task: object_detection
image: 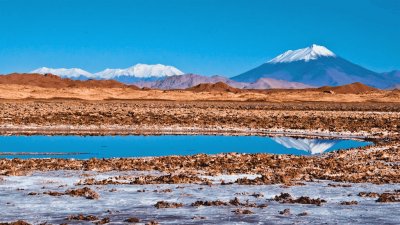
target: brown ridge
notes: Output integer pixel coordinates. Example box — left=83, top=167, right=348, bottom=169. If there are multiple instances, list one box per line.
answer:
left=0, top=73, right=140, bottom=89
left=318, top=82, right=379, bottom=94
left=186, top=82, right=242, bottom=93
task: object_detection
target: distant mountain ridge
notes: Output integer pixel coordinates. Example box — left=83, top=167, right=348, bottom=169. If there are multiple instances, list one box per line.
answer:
left=94, top=64, right=184, bottom=79
left=26, top=45, right=400, bottom=89
left=382, top=70, right=400, bottom=89
left=232, top=44, right=400, bottom=89
left=31, top=67, right=93, bottom=80
left=132, top=74, right=312, bottom=90
left=31, top=63, right=184, bottom=81
left=0, top=73, right=385, bottom=96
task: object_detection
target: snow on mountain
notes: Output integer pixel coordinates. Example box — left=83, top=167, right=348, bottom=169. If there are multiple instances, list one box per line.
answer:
left=268, top=44, right=336, bottom=64
left=272, top=137, right=338, bottom=155
left=31, top=67, right=93, bottom=79
left=94, top=64, right=184, bottom=79
left=232, top=44, right=397, bottom=88
left=30, top=64, right=184, bottom=81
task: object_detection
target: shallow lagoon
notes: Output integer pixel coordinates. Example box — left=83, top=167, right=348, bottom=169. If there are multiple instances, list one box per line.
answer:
left=0, top=135, right=371, bottom=159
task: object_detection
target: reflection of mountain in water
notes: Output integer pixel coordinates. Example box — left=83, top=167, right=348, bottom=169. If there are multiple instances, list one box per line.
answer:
left=272, top=137, right=340, bottom=154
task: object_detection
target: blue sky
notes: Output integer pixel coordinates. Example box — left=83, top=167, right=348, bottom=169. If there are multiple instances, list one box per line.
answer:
left=0, top=0, right=399, bottom=76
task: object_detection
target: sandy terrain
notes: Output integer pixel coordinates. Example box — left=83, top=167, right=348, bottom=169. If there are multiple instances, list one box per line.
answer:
left=1, top=84, right=400, bottom=102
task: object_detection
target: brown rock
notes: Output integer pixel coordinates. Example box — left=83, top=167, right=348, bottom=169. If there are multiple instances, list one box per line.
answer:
left=232, top=209, right=254, bottom=214
left=279, top=208, right=291, bottom=215
left=376, top=193, right=400, bottom=203
left=67, top=214, right=98, bottom=221
left=340, top=201, right=358, bottom=205
left=65, top=187, right=99, bottom=199
left=358, top=192, right=379, bottom=198
left=274, top=193, right=326, bottom=206
left=125, top=217, right=140, bottom=223
left=94, top=218, right=110, bottom=225
left=191, top=200, right=228, bottom=207
left=154, top=201, right=183, bottom=209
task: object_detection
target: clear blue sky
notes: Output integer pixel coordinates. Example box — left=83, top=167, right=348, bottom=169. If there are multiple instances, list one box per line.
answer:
left=0, top=0, right=399, bottom=76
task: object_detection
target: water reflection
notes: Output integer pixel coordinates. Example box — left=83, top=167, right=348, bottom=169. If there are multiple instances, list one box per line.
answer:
left=273, top=137, right=341, bottom=154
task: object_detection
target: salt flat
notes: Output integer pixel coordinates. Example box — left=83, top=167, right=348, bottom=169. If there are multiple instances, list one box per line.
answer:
left=1, top=171, right=399, bottom=224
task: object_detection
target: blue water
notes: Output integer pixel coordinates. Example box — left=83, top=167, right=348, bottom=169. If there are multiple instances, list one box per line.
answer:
left=0, top=135, right=372, bottom=159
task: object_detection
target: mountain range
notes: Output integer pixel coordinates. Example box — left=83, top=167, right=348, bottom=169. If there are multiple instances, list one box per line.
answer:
left=31, top=64, right=184, bottom=82
left=30, top=64, right=313, bottom=89
left=133, top=74, right=312, bottom=90
left=28, top=44, right=400, bottom=89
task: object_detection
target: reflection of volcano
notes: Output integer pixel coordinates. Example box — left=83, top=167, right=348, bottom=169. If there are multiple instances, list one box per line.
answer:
left=272, top=137, right=340, bottom=154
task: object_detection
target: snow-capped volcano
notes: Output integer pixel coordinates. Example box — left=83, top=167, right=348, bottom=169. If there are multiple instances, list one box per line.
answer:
left=31, top=67, right=93, bottom=79
left=94, top=64, right=184, bottom=79
left=272, top=137, right=338, bottom=155
left=268, top=44, right=336, bottom=63
left=232, top=44, right=398, bottom=88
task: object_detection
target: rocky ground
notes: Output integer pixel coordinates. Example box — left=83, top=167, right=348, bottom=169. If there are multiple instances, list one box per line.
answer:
left=0, top=100, right=399, bottom=136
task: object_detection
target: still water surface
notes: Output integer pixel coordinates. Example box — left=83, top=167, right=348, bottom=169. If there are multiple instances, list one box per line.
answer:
left=0, top=135, right=372, bottom=159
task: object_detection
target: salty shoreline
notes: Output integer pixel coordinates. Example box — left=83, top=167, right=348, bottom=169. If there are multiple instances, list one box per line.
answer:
left=1, top=99, right=398, bottom=183
left=0, top=125, right=379, bottom=140
left=1, top=143, right=398, bottom=183
left=0, top=100, right=399, bottom=224
left=0, top=136, right=399, bottom=223
left=1, top=146, right=399, bottom=225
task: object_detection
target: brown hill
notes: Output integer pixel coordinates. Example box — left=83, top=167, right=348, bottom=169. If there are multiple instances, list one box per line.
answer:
left=318, top=82, right=379, bottom=94
left=0, top=73, right=139, bottom=89
left=186, top=82, right=241, bottom=93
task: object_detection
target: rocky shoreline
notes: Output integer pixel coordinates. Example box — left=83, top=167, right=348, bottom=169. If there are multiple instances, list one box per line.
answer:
left=0, top=100, right=399, bottom=184
left=0, top=100, right=399, bottom=135
left=1, top=141, right=399, bottom=184
left=0, top=124, right=379, bottom=139
left=0, top=100, right=399, bottom=224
